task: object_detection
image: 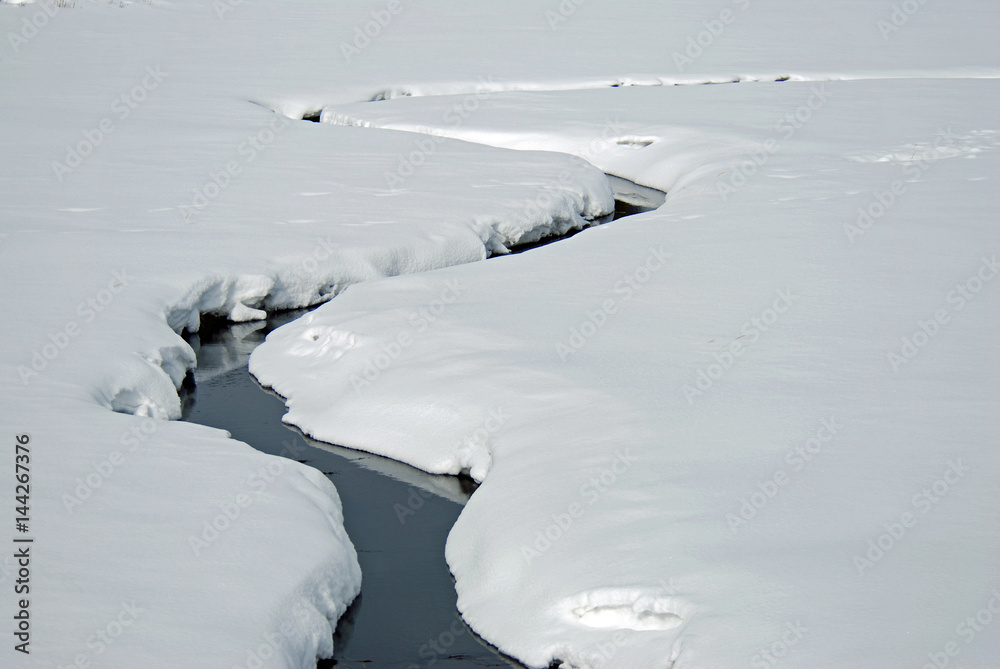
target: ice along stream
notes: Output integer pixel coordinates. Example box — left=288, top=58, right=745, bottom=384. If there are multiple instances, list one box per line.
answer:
left=179, top=175, right=664, bottom=668
left=181, top=312, right=523, bottom=668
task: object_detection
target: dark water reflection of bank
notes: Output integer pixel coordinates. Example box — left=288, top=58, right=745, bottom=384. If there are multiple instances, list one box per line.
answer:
left=180, top=313, right=522, bottom=668
left=177, top=174, right=665, bottom=667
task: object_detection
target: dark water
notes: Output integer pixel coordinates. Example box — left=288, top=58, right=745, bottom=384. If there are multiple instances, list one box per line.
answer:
left=180, top=313, right=522, bottom=669
left=177, top=175, right=664, bottom=668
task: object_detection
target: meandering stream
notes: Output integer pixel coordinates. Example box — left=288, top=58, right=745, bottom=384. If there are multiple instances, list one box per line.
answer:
left=181, top=312, right=522, bottom=668
left=179, top=175, right=664, bottom=667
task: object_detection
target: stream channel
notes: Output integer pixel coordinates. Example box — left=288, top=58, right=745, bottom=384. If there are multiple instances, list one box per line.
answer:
left=179, top=175, right=664, bottom=668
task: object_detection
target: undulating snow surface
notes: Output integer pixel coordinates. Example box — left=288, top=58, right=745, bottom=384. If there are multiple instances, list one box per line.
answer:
left=2, top=0, right=998, bottom=667
left=253, top=78, right=1000, bottom=668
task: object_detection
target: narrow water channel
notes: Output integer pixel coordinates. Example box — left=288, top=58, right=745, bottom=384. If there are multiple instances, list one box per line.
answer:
left=178, top=175, right=664, bottom=668
left=180, top=313, right=523, bottom=668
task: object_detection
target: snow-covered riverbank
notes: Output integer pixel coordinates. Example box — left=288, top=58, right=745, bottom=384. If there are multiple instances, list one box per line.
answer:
left=1, top=1, right=997, bottom=667
left=180, top=314, right=520, bottom=667
left=251, top=77, right=1000, bottom=668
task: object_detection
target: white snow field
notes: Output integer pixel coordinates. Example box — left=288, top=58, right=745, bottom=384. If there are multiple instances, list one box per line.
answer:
left=1, top=0, right=997, bottom=668
left=254, top=78, right=1000, bottom=669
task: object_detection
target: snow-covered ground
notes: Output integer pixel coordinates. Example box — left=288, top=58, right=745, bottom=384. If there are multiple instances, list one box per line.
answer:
left=253, top=78, right=1000, bottom=668
left=2, top=0, right=997, bottom=667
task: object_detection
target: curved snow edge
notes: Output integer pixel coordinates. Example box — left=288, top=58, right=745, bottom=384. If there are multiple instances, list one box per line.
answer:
left=81, top=160, right=612, bottom=665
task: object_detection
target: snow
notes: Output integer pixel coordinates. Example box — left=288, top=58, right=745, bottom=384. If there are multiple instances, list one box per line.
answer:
left=254, top=78, right=1000, bottom=667
left=1, top=0, right=998, bottom=667
left=251, top=50, right=1000, bottom=669
left=1, top=2, right=618, bottom=665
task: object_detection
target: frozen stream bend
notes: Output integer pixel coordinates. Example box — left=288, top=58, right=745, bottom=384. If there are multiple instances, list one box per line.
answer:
left=249, top=78, right=1000, bottom=669
left=2, top=1, right=996, bottom=666
left=179, top=170, right=664, bottom=667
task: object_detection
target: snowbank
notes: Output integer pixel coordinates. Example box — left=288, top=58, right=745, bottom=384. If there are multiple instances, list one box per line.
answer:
left=252, top=78, right=1000, bottom=667
left=2, top=0, right=997, bottom=666
left=0, top=2, right=615, bottom=665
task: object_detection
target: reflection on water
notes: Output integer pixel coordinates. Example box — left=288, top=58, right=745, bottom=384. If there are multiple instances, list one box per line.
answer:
left=175, top=172, right=665, bottom=667
left=180, top=311, right=521, bottom=669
